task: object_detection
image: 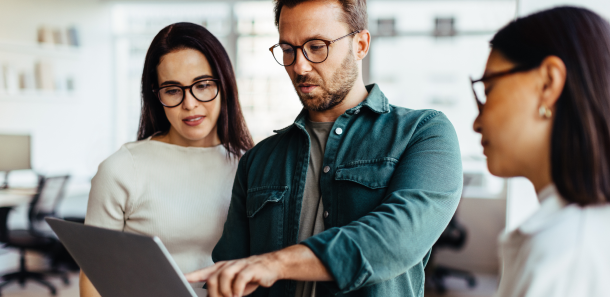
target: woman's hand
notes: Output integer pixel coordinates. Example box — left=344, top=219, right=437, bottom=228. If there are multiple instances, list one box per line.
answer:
left=79, top=270, right=102, bottom=297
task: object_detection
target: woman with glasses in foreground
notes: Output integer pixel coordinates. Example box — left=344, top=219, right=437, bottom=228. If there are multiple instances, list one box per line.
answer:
left=472, top=6, right=610, bottom=297
left=80, top=22, right=253, bottom=296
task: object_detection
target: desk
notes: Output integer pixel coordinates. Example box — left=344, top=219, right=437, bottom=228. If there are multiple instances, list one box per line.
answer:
left=0, top=189, right=36, bottom=207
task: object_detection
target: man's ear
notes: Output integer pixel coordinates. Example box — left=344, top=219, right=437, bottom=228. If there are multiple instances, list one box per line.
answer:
left=354, top=29, right=371, bottom=61
left=539, top=55, right=566, bottom=110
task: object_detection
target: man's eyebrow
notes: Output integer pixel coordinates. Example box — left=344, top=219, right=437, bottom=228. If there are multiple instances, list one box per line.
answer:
left=279, top=34, right=331, bottom=45
left=159, top=75, right=214, bottom=87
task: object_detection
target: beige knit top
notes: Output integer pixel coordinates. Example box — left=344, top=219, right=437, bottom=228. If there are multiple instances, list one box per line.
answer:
left=84, top=138, right=237, bottom=278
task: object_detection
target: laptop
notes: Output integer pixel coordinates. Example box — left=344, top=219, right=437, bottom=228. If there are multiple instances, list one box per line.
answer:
left=46, top=217, right=204, bottom=297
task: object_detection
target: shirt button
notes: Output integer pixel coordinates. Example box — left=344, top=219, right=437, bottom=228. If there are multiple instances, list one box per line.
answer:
left=323, top=166, right=330, bottom=173
left=335, top=128, right=343, bottom=135
left=354, top=109, right=360, bottom=114
left=323, top=211, right=329, bottom=218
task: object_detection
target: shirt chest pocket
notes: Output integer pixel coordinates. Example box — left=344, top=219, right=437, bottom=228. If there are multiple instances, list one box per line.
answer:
left=334, top=158, right=398, bottom=189
left=333, top=158, right=398, bottom=221
left=246, top=186, right=288, bottom=254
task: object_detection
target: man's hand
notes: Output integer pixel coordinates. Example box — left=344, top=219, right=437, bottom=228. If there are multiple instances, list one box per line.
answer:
left=186, top=253, right=281, bottom=297
left=185, top=244, right=332, bottom=297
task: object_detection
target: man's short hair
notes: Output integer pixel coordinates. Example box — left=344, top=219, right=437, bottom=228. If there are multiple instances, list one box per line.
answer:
left=273, top=0, right=368, bottom=33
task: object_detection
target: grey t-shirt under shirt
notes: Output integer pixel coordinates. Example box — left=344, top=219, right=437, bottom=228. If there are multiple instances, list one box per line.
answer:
left=295, top=119, right=334, bottom=297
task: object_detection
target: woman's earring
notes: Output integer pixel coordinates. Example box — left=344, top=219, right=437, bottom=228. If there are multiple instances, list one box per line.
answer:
left=539, top=105, right=552, bottom=119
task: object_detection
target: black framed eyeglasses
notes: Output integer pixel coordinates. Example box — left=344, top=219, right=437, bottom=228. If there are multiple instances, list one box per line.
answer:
left=470, top=65, right=535, bottom=113
left=269, top=30, right=361, bottom=66
left=153, top=79, right=220, bottom=108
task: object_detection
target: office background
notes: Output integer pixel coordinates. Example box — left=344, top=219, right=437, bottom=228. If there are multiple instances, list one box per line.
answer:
left=0, top=0, right=608, bottom=296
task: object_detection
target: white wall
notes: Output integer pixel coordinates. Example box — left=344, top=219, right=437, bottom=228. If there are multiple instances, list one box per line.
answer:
left=0, top=0, right=114, bottom=274
left=0, top=0, right=115, bottom=179
left=519, top=0, right=610, bottom=17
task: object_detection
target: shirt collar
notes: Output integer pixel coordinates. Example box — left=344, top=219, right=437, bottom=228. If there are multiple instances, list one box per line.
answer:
left=293, top=83, right=389, bottom=127
left=350, top=83, right=390, bottom=115
left=274, top=84, right=390, bottom=134
left=518, top=184, right=568, bottom=235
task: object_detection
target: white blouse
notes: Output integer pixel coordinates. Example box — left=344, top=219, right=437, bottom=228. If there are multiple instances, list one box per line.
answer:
left=496, top=184, right=610, bottom=297
left=85, top=138, right=238, bottom=293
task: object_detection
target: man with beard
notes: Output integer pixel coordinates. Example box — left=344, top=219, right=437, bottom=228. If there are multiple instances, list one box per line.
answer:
left=185, top=1, right=462, bottom=297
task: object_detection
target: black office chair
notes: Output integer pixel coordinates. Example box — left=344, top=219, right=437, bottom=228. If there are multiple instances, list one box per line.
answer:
left=425, top=217, right=477, bottom=294
left=28, top=175, right=71, bottom=237
left=425, top=177, right=477, bottom=294
left=0, top=175, right=71, bottom=296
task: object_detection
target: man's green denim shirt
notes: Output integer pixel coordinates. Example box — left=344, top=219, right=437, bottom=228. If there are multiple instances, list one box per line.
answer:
left=212, top=84, right=463, bottom=297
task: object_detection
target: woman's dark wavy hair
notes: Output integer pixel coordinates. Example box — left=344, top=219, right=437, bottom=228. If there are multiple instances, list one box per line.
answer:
left=137, top=22, right=253, bottom=158
left=491, top=6, right=610, bottom=205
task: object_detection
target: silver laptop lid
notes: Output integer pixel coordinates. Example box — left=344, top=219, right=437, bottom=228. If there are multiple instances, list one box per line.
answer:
left=46, top=217, right=197, bottom=297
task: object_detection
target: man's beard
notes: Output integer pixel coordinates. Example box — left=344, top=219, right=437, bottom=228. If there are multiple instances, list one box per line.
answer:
left=293, top=52, right=359, bottom=112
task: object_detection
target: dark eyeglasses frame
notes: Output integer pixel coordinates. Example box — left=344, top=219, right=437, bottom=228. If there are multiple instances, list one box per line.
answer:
left=269, top=30, right=361, bottom=66
left=153, top=79, right=220, bottom=108
left=470, top=65, right=535, bottom=113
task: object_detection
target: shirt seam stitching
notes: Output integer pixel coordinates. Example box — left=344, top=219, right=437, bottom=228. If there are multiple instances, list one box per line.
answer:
left=416, top=110, right=441, bottom=129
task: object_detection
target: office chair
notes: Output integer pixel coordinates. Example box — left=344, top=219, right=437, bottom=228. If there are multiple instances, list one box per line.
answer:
left=425, top=177, right=477, bottom=294
left=426, top=217, right=477, bottom=294
left=0, top=175, right=71, bottom=296
left=28, top=175, right=71, bottom=236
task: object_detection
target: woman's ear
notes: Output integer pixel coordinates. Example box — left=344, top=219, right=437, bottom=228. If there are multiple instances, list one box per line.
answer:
left=539, top=55, right=567, bottom=109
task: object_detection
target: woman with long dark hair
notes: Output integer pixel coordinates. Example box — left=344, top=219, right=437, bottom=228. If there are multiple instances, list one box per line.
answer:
left=80, top=22, right=253, bottom=296
left=471, top=7, right=610, bottom=297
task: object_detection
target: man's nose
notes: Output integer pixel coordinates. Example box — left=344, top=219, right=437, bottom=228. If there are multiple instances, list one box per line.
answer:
left=292, top=48, right=312, bottom=75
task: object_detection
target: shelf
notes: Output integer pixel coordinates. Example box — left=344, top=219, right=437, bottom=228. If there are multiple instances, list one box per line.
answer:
left=0, top=41, right=80, bottom=59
